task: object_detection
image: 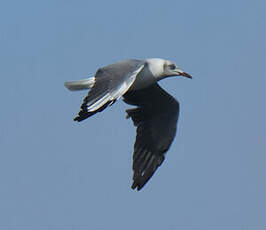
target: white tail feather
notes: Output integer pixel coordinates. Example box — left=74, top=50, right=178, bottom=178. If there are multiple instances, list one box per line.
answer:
left=64, top=77, right=95, bottom=91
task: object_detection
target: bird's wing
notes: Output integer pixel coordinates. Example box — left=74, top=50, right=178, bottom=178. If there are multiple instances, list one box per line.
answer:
left=74, top=60, right=145, bottom=122
left=123, top=83, right=180, bottom=190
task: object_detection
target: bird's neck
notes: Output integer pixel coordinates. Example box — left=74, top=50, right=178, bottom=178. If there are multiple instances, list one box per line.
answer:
left=146, top=58, right=165, bottom=80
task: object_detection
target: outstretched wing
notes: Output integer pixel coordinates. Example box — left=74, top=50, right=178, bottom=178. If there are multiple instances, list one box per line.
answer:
left=73, top=60, right=145, bottom=122
left=123, top=83, right=180, bottom=190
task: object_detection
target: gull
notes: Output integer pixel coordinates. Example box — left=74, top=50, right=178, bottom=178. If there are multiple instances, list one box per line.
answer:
left=64, top=58, right=192, bottom=190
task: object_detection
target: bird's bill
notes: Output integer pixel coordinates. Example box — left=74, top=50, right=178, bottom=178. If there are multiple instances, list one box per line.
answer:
left=174, top=68, right=192, bottom=79
left=180, top=71, right=192, bottom=79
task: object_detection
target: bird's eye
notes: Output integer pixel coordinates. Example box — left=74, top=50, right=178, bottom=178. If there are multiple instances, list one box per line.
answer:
left=169, top=64, right=176, bottom=70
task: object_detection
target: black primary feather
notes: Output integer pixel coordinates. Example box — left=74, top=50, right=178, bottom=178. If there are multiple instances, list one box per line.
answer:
left=124, top=83, right=179, bottom=190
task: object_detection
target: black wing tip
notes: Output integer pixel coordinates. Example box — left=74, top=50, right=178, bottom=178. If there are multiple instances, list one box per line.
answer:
left=73, top=113, right=94, bottom=122
left=131, top=154, right=165, bottom=191
left=73, top=100, right=114, bottom=122
left=73, top=112, right=91, bottom=122
left=73, top=116, right=83, bottom=122
left=131, top=181, right=144, bottom=191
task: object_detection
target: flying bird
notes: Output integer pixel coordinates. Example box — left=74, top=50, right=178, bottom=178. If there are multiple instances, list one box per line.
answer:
left=64, top=58, right=192, bottom=190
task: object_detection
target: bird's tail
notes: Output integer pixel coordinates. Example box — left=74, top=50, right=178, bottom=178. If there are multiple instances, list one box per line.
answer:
left=64, top=77, right=95, bottom=91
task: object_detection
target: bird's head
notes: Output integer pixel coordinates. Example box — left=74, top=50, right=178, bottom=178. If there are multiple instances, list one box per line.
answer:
left=164, top=60, right=192, bottom=79
left=146, top=58, right=192, bottom=80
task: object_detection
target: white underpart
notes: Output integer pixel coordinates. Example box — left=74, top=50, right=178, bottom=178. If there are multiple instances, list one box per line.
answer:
left=64, top=77, right=95, bottom=91
left=146, top=58, right=166, bottom=79
left=87, top=64, right=145, bottom=112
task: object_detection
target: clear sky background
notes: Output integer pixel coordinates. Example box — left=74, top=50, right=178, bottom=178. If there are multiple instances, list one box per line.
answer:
left=1, top=0, right=266, bottom=229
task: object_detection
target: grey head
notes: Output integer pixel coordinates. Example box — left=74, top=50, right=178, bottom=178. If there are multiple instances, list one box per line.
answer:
left=145, top=58, right=192, bottom=81
left=128, top=58, right=192, bottom=91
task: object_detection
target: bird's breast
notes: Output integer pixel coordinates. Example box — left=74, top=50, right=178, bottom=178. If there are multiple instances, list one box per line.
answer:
left=129, top=67, right=157, bottom=91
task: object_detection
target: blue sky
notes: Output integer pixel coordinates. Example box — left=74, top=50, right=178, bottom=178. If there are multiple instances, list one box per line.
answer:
left=1, top=0, right=266, bottom=229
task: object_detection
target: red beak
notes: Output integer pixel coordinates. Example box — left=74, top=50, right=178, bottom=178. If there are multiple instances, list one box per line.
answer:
left=180, top=72, right=192, bottom=79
